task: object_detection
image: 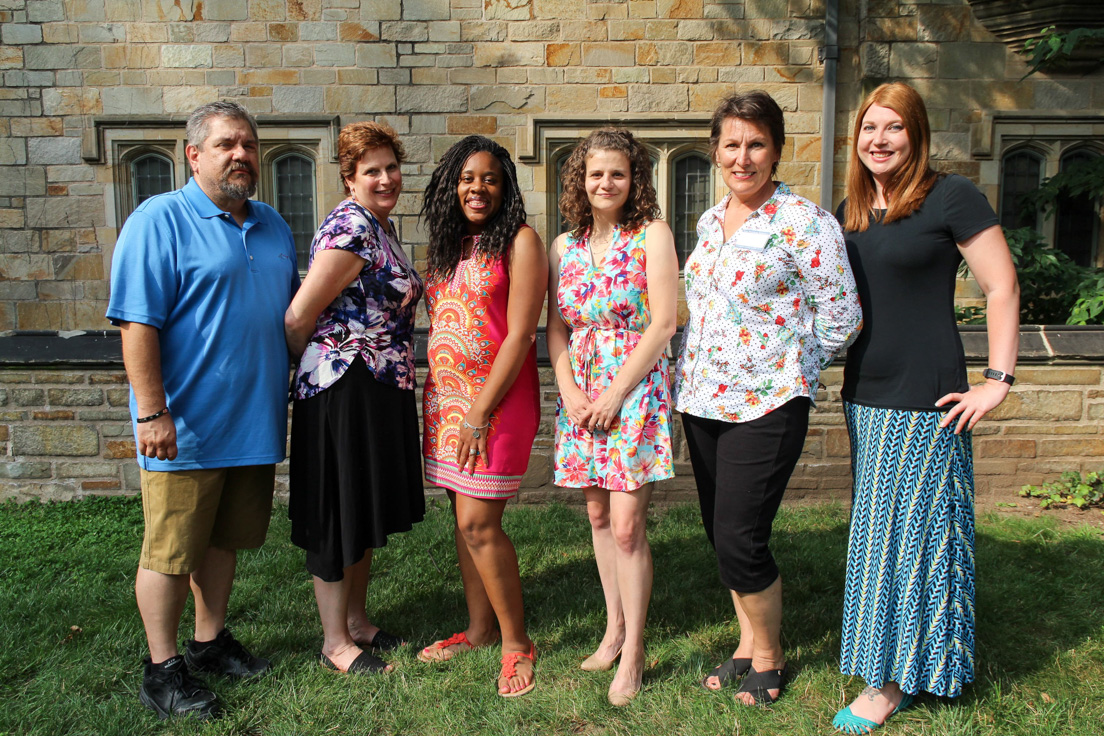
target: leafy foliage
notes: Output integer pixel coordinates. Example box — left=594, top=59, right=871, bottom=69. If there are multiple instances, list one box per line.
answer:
left=955, top=304, right=987, bottom=325
left=1021, top=470, right=1104, bottom=510
left=1003, top=227, right=1086, bottom=324
left=1021, top=26, right=1104, bottom=77
left=1019, top=155, right=1104, bottom=218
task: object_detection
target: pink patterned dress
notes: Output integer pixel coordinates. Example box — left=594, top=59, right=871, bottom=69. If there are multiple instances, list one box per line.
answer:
left=554, top=224, right=674, bottom=492
left=422, top=236, right=540, bottom=499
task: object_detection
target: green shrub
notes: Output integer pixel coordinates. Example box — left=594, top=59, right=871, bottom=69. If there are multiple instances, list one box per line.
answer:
left=1021, top=470, right=1104, bottom=510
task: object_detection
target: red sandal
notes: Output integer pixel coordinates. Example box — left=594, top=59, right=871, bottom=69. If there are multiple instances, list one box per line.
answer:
left=497, top=643, right=536, bottom=697
left=417, top=631, right=496, bottom=663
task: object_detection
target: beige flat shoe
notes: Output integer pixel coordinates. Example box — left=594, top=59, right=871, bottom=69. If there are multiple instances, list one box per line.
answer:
left=580, top=645, right=622, bottom=672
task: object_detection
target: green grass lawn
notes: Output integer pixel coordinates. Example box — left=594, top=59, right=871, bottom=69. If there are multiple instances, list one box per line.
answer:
left=1, top=497, right=1102, bottom=736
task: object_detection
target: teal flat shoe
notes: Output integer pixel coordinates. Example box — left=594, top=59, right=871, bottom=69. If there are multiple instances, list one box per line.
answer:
left=832, top=693, right=914, bottom=734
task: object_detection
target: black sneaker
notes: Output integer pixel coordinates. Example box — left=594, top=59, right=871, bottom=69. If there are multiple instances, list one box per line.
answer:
left=139, top=655, right=220, bottom=721
left=184, top=628, right=271, bottom=678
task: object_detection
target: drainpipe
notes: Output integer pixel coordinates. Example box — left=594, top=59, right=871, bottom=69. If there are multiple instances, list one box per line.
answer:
left=819, top=0, right=840, bottom=211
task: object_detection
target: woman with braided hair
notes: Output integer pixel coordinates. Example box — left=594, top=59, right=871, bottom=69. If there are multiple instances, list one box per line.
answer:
left=416, top=135, right=548, bottom=698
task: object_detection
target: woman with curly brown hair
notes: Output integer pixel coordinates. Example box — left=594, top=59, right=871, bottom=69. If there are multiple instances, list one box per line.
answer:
left=546, top=128, right=679, bottom=706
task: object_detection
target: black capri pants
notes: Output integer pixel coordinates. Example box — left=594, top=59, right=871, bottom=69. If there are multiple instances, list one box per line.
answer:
left=682, top=397, right=809, bottom=594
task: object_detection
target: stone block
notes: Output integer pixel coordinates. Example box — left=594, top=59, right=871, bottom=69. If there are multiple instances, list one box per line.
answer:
left=975, top=439, right=1036, bottom=458
left=609, top=20, right=646, bottom=41
left=300, top=21, right=337, bottom=41
left=162, top=44, right=213, bottom=68
left=266, top=22, right=297, bottom=41
left=397, top=85, right=469, bottom=113
left=678, top=20, right=714, bottom=41
left=469, top=85, right=542, bottom=113
left=12, top=426, right=99, bottom=456
left=27, top=136, right=81, bottom=165
left=103, top=439, right=135, bottom=459
left=485, top=0, right=531, bottom=21
left=70, top=0, right=108, bottom=21
left=356, top=43, right=398, bottom=67
left=204, top=0, right=247, bottom=20
left=1038, top=439, right=1104, bottom=458
left=0, top=254, right=51, bottom=280
left=411, top=67, right=448, bottom=84
left=860, top=41, right=889, bottom=79
left=24, top=45, right=102, bottom=70
left=0, top=138, right=25, bottom=165
left=611, top=67, right=648, bottom=83
left=546, top=84, right=597, bottom=112
left=0, top=462, right=52, bottom=479
left=289, top=0, right=323, bottom=20
left=339, top=21, right=379, bottom=41
left=78, top=23, right=126, bottom=43
left=0, top=47, right=23, bottom=70
left=562, top=20, right=607, bottom=41
left=2, top=24, right=43, bottom=45
left=0, top=230, right=41, bottom=254
left=936, top=42, right=1006, bottom=80
left=1033, top=81, right=1094, bottom=111
left=33, top=410, right=76, bottom=420
left=314, top=43, right=356, bottom=67
left=656, top=0, right=702, bottom=18
left=890, top=42, right=938, bottom=79
left=628, top=83, right=688, bottom=112
left=582, top=42, right=636, bottom=67
left=101, top=86, right=162, bottom=114
left=381, top=21, right=429, bottom=41
left=447, top=115, right=499, bottom=135
left=28, top=0, right=66, bottom=22
left=475, top=42, right=545, bottom=67
left=11, top=389, right=46, bottom=406
left=324, top=85, right=396, bottom=114
left=988, top=390, right=1083, bottom=422
left=281, top=45, right=312, bottom=67
left=449, top=67, right=496, bottom=85
left=4, top=70, right=55, bottom=89
left=25, top=196, right=106, bottom=228
left=272, top=86, right=324, bottom=112
left=533, top=0, right=585, bottom=19
left=694, top=41, right=740, bottom=66
left=546, top=43, right=580, bottom=66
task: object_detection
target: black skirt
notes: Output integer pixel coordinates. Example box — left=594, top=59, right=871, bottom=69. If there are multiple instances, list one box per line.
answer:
left=289, top=356, right=425, bottom=582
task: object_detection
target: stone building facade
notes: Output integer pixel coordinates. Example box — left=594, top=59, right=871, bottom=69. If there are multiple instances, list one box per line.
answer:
left=1, top=0, right=1102, bottom=502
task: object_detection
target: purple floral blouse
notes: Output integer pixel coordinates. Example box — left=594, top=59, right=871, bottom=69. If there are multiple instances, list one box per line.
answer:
left=674, top=184, right=863, bottom=423
left=292, top=199, right=423, bottom=400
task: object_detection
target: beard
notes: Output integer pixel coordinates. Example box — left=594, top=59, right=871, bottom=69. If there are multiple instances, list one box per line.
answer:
left=218, top=165, right=257, bottom=200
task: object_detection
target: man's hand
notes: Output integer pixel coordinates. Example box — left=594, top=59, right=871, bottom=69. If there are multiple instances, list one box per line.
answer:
left=136, top=412, right=177, bottom=461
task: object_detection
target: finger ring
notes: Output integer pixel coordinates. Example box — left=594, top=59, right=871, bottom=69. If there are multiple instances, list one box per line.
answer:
left=472, top=429, right=481, bottom=439
left=471, top=449, right=480, bottom=456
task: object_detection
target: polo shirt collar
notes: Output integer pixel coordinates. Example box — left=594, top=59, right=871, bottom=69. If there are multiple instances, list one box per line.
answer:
left=182, top=177, right=256, bottom=225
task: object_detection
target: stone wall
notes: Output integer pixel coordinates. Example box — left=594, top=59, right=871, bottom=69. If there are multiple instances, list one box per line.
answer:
left=0, top=0, right=1101, bottom=331
left=3, top=328, right=1102, bottom=504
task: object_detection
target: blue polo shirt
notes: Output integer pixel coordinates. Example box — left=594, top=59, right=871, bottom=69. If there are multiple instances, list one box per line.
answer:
left=107, top=178, right=299, bottom=471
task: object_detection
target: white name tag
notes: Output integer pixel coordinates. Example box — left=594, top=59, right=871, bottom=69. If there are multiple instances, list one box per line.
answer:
left=732, top=228, right=772, bottom=251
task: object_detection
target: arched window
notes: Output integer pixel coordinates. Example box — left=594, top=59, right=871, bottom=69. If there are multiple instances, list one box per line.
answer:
left=130, top=152, right=174, bottom=211
left=1055, top=149, right=1101, bottom=268
left=671, top=151, right=711, bottom=267
left=999, top=149, right=1043, bottom=231
left=273, top=152, right=316, bottom=267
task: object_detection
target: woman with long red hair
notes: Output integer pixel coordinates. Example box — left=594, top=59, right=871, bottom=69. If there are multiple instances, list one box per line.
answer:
left=832, top=82, right=1019, bottom=733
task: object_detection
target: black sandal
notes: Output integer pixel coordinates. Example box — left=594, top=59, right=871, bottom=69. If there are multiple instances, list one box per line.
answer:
left=321, top=650, right=390, bottom=675
left=735, top=664, right=788, bottom=706
left=701, top=656, right=752, bottom=690
left=355, top=629, right=406, bottom=652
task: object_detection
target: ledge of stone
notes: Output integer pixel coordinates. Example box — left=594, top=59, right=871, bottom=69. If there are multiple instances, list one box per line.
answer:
left=2, top=326, right=1102, bottom=367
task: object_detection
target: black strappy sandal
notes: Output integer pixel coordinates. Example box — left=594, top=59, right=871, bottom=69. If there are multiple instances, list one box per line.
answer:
left=701, top=656, right=753, bottom=690
left=735, top=664, right=788, bottom=706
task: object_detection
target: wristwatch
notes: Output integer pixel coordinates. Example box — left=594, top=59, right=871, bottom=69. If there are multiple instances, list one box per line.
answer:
left=983, top=368, right=1015, bottom=386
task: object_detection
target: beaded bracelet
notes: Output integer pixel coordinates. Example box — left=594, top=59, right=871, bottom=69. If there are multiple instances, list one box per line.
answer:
left=136, top=407, right=168, bottom=424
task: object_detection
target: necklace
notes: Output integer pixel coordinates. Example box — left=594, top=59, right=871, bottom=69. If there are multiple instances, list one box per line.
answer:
left=588, top=226, right=617, bottom=266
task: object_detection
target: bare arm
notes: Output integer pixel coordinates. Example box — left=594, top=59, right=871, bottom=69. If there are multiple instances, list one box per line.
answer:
left=936, top=224, right=1020, bottom=433
left=586, top=220, right=679, bottom=432
left=284, top=248, right=366, bottom=358
left=546, top=232, right=593, bottom=427
left=456, top=227, right=549, bottom=473
left=118, top=321, right=177, bottom=461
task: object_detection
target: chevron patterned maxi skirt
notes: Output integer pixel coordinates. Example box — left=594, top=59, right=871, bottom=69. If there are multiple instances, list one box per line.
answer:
left=839, top=402, right=976, bottom=698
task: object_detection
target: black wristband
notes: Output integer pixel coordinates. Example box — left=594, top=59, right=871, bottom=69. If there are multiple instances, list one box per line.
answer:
left=982, top=368, right=1015, bottom=386
left=136, top=407, right=168, bottom=423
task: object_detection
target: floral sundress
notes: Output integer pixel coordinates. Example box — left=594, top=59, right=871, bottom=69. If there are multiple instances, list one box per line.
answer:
left=553, top=224, right=674, bottom=492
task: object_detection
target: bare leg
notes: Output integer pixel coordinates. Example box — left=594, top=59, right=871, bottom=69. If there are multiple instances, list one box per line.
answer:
left=136, top=567, right=191, bottom=663
left=453, top=493, right=534, bottom=694
left=733, top=576, right=785, bottom=706
left=345, top=552, right=380, bottom=643
left=583, top=488, right=625, bottom=662
left=449, top=492, right=501, bottom=647
left=845, top=682, right=906, bottom=724
left=189, top=546, right=236, bottom=642
left=606, top=484, right=653, bottom=700
left=313, top=572, right=390, bottom=672
left=703, top=589, right=756, bottom=690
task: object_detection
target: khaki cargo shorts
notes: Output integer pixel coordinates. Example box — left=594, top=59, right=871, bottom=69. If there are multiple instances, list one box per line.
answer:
left=139, top=465, right=276, bottom=575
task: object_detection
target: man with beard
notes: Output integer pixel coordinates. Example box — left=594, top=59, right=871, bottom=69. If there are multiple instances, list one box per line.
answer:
left=107, top=101, right=299, bottom=720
